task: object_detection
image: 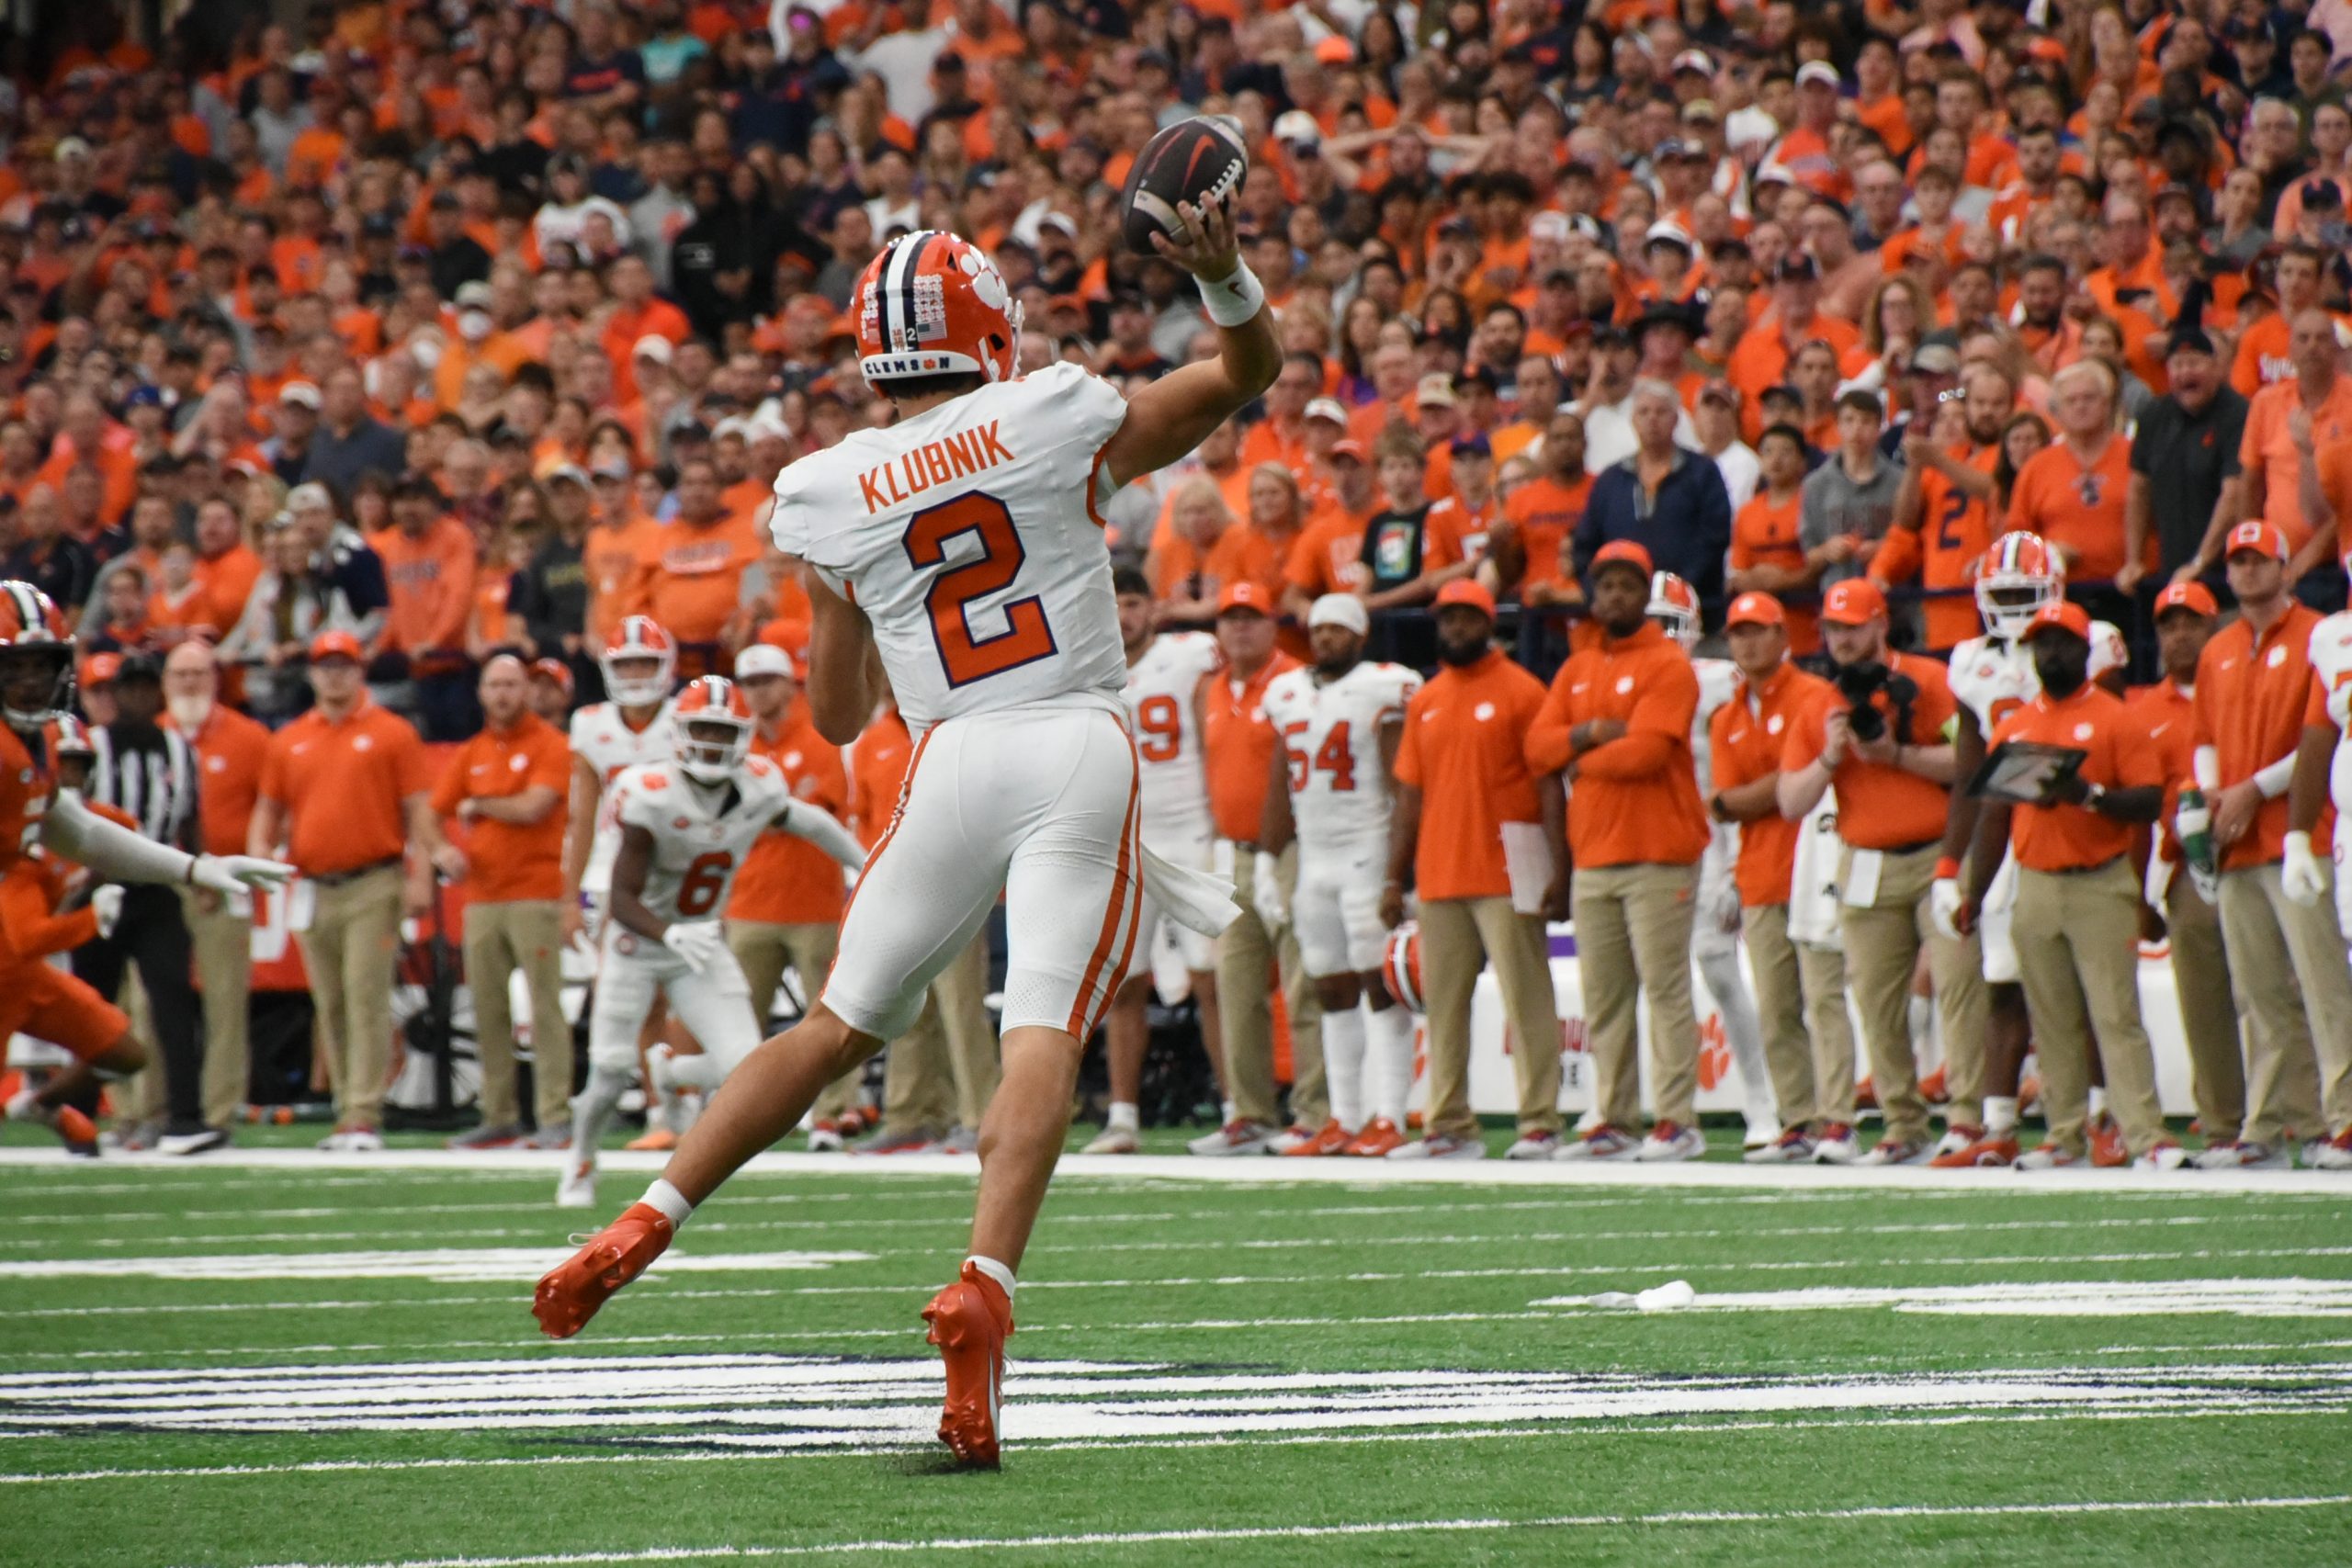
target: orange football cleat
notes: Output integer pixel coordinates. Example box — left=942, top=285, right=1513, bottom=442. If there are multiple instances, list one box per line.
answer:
left=1917, top=1067, right=1948, bottom=1104
left=1853, top=1077, right=1878, bottom=1111
left=2088, top=1114, right=2129, bottom=1168
left=1281, top=1118, right=1352, bottom=1157
left=922, top=1261, right=1012, bottom=1469
left=1930, top=1131, right=2020, bottom=1168
left=531, top=1201, right=674, bottom=1339
left=1343, top=1117, right=1406, bottom=1157
left=54, top=1105, right=98, bottom=1156
left=624, top=1127, right=678, bottom=1152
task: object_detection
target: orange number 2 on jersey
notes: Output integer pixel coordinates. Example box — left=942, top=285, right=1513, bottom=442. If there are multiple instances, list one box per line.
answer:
left=1136, top=694, right=1182, bottom=761
left=902, top=492, right=1057, bottom=688
left=676, top=851, right=734, bottom=917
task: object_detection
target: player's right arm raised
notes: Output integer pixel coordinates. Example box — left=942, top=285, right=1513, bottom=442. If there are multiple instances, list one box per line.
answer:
left=1101, top=191, right=1282, bottom=490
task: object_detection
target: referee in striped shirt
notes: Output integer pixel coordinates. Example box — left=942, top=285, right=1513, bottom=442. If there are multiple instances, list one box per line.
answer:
left=75, top=652, right=218, bottom=1155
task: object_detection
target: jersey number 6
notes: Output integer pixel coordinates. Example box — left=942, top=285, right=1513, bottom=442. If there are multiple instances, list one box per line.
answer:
left=903, top=492, right=1057, bottom=688
left=676, top=851, right=734, bottom=918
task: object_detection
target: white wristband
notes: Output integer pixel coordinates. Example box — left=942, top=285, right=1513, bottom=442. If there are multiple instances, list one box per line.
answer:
left=1198, top=260, right=1266, bottom=328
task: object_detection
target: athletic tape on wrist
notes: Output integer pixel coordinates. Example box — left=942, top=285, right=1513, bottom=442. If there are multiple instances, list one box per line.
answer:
left=1199, top=260, right=1266, bottom=327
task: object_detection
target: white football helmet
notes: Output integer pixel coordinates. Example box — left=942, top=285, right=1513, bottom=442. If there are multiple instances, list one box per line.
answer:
left=1974, top=534, right=2064, bottom=640
left=1647, top=570, right=1702, bottom=650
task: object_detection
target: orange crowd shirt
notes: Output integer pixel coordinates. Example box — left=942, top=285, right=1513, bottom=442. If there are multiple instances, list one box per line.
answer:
left=729, top=707, right=852, bottom=926
left=2239, top=375, right=2352, bottom=554
left=628, top=508, right=764, bottom=646
left=1728, top=489, right=1818, bottom=653
left=1499, top=472, right=1590, bottom=594
left=430, top=711, right=571, bottom=904
left=1523, top=622, right=1709, bottom=869
left=2005, top=434, right=2137, bottom=581
left=258, top=700, right=430, bottom=877
left=1392, top=647, right=1549, bottom=901
left=1987, top=683, right=2165, bottom=871
left=370, top=518, right=481, bottom=657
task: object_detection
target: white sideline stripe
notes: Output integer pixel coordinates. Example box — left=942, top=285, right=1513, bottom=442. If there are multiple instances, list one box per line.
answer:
left=6, top=1407, right=2327, bottom=1488
left=188, top=1495, right=2352, bottom=1568
left=4, top=1145, right=2345, bottom=1194
left=5, top=1208, right=2306, bottom=1256
left=1532, top=1278, right=2352, bottom=1318
left=0, top=1249, right=872, bottom=1282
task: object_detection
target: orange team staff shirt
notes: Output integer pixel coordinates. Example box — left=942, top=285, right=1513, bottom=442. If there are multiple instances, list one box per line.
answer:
left=171, top=704, right=271, bottom=857
left=1285, top=504, right=1376, bottom=596
left=2005, top=433, right=2138, bottom=581
left=849, top=705, right=916, bottom=851
left=628, top=508, right=765, bottom=645
left=2192, top=603, right=2329, bottom=872
left=1710, top=661, right=1837, bottom=906
left=1393, top=647, right=1550, bottom=900
left=2239, top=375, right=2352, bottom=554
left=371, top=518, right=480, bottom=657
left=1523, top=621, right=1710, bottom=868
left=729, top=707, right=852, bottom=926
left=429, top=712, right=571, bottom=904
left=1879, top=442, right=1998, bottom=650
left=1987, top=683, right=2165, bottom=871
left=1204, top=650, right=1301, bottom=843
left=258, top=700, right=431, bottom=877
left=1501, top=471, right=1590, bottom=595
left=1781, top=651, right=1959, bottom=851
left=1728, top=488, right=1820, bottom=654
left=2124, top=677, right=2196, bottom=862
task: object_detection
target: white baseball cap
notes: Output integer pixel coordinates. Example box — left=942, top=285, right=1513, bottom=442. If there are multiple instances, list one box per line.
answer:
left=734, top=644, right=796, bottom=680
left=1307, top=593, right=1371, bottom=636
left=1305, top=397, right=1349, bottom=425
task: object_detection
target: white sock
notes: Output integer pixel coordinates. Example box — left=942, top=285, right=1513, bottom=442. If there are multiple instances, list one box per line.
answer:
left=1322, top=1002, right=1366, bottom=1133
left=641, top=1178, right=695, bottom=1228
left=1907, top=994, right=1935, bottom=1059
left=572, top=1066, right=632, bottom=1161
left=966, top=1254, right=1017, bottom=1303
left=2087, top=1084, right=2109, bottom=1122
left=1700, top=948, right=1775, bottom=1126
left=1983, top=1095, right=2018, bottom=1135
left=1106, top=1101, right=1139, bottom=1133
left=1220, top=1098, right=1237, bottom=1124
left=1365, top=1002, right=1415, bottom=1127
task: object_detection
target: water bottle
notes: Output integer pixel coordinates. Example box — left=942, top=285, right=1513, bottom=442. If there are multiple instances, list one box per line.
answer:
left=2177, top=786, right=2220, bottom=904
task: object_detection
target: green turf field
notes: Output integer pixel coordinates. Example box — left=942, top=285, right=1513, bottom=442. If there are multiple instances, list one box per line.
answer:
left=5, top=1122, right=2350, bottom=1566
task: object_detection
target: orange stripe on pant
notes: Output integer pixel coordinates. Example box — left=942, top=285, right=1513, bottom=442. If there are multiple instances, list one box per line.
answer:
left=1066, top=746, right=1143, bottom=1037
left=1083, top=795, right=1147, bottom=1041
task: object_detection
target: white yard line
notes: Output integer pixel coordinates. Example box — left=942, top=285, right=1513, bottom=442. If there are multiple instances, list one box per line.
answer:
left=187, top=1494, right=2352, bottom=1568
left=6, top=1145, right=2346, bottom=1194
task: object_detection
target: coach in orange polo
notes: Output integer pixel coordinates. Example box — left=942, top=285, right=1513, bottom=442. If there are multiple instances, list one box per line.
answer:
left=1962, top=603, right=2177, bottom=1168
left=433, top=654, right=572, bottom=1146
left=1384, top=579, right=1563, bottom=1158
left=1526, top=541, right=1712, bottom=1161
left=250, top=630, right=448, bottom=1150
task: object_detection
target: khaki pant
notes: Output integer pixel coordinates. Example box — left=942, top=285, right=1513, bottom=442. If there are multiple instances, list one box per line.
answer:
left=463, top=899, right=570, bottom=1130
left=1420, top=896, right=1562, bottom=1139
left=1745, top=902, right=1857, bottom=1128
left=2012, top=862, right=2168, bottom=1158
left=1838, top=842, right=1987, bottom=1145
left=2166, top=872, right=2249, bottom=1144
left=729, top=919, right=856, bottom=1118
left=880, top=931, right=1000, bottom=1133
left=2216, top=862, right=2349, bottom=1145
left=182, top=891, right=254, bottom=1130
left=1572, top=862, right=1701, bottom=1130
left=1216, top=844, right=1324, bottom=1128
left=111, top=971, right=162, bottom=1125
left=297, top=866, right=404, bottom=1133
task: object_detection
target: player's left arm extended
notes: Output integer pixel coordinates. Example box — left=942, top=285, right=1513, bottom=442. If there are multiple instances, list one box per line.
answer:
left=1101, top=192, right=1281, bottom=491
left=774, top=798, right=867, bottom=870
left=41, top=792, right=291, bottom=897
left=799, top=563, right=877, bottom=746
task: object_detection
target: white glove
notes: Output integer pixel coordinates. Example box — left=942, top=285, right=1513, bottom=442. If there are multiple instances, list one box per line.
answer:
left=1252, top=851, right=1289, bottom=931
left=1929, top=876, right=1965, bottom=940
left=90, top=885, right=124, bottom=939
left=662, top=920, right=725, bottom=973
left=1704, top=875, right=1744, bottom=936
left=191, top=853, right=295, bottom=897
left=2282, top=830, right=2328, bottom=907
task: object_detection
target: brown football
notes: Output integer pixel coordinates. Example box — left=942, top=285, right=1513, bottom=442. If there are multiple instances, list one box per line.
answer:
left=1120, top=117, right=1250, bottom=254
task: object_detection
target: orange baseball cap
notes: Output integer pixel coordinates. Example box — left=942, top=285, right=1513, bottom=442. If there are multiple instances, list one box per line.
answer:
left=1725, top=591, right=1785, bottom=627
left=1820, top=579, right=1888, bottom=626
left=80, top=652, right=122, bottom=688
left=1433, top=579, right=1498, bottom=617
left=1328, top=439, right=1368, bottom=463
left=310, top=629, right=365, bottom=663
left=2225, top=519, right=2289, bottom=560
left=1217, top=581, right=1274, bottom=615
left=529, top=657, right=574, bottom=693
left=2154, top=581, right=2219, bottom=618
left=2024, top=600, right=2092, bottom=640
left=1590, top=539, right=1654, bottom=578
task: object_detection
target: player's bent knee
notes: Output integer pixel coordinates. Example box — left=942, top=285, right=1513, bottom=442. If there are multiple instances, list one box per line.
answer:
left=94, top=1035, right=147, bottom=1077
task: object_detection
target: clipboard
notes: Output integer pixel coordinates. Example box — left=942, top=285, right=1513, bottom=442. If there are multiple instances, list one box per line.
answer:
left=1966, top=740, right=2089, bottom=805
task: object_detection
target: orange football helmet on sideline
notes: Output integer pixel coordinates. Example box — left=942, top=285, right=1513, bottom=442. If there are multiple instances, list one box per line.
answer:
left=1974, top=533, right=2063, bottom=639
left=673, top=675, right=753, bottom=784
left=854, top=230, right=1022, bottom=385
left=0, top=581, right=75, bottom=730
left=1382, top=922, right=1427, bottom=1013
left=600, top=616, right=675, bottom=707
left=1647, top=571, right=1702, bottom=649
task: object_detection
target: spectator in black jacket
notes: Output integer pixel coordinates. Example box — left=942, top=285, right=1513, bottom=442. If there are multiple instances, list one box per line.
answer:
left=509, top=465, right=594, bottom=685
left=4, top=485, right=99, bottom=626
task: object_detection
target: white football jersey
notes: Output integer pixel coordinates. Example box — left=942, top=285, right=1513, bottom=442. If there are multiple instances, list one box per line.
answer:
left=1690, top=656, right=1738, bottom=795
left=769, top=360, right=1129, bottom=729
left=1124, top=630, right=1219, bottom=836
left=2306, top=610, right=2352, bottom=811
left=1263, top=659, right=1422, bottom=846
left=571, top=699, right=677, bottom=894
left=609, top=754, right=796, bottom=926
left=1950, top=623, right=2123, bottom=733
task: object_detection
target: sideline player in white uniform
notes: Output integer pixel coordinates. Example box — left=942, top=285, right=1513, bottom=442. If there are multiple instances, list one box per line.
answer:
left=1256, top=594, right=1420, bottom=1156
left=1085, top=568, right=1226, bottom=1155
left=1929, top=533, right=2124, bottom=1167
left=560, top=676, right=863, bottom=1206
left=536, top=198, right=1277, bottom=1466
left=2282, top=598, right=2352, bottom=1169
left=563, top=617, right=681, bottom=941
left=1648, top=572, right=1781, bottom=1148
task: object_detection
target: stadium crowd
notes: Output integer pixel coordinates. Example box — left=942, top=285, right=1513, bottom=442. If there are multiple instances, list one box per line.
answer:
left=3, top=0, right=2352, bottom=1172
